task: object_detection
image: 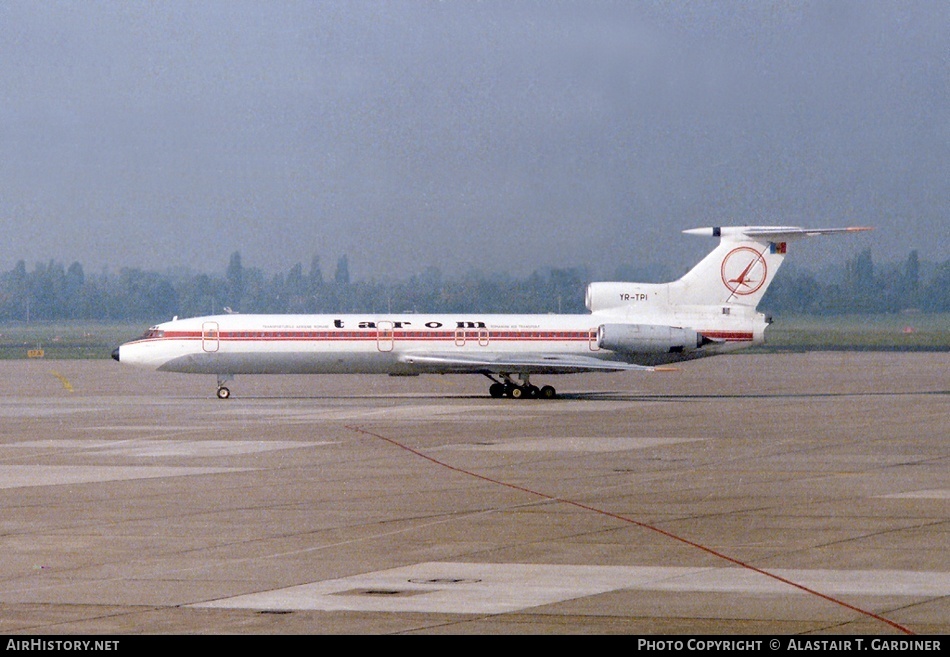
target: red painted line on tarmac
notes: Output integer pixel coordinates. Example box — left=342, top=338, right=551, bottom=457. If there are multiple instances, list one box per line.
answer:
left=345, top=424, right=914, bottom=635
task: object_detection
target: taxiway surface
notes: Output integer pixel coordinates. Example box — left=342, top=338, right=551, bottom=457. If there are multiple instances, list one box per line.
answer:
left=0, top=352, right=946, bottom=634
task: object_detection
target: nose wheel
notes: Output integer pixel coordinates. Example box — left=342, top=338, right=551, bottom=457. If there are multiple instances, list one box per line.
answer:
left=216, top=374, right=234, bottom=400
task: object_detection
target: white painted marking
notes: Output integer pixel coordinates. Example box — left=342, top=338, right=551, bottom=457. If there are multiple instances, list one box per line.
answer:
left=78, top=426, right=204, bottom=432
left=0, top=465, right=247, bottom=490
left=0, top=404, right=102, bottom=418
left=881, top=489, right=950, bottom=500
left=444, top=437, right=703, bottom=452
left=220, top=404, right=502, bottom=423
left=192, top=563, right=950, bottom=614
left=657, top=567, right=950, bottom=596
left=5, top=440, right=318, bottom=458
left=333, top=405, right=510, bottom=422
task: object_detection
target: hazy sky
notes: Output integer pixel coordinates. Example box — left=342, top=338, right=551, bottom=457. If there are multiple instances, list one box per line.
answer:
left=1, top=1, right=946, bottom=280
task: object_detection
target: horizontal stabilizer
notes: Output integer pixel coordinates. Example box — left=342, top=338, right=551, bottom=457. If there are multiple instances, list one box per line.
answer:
left=683, top=226, right=873, bottom=241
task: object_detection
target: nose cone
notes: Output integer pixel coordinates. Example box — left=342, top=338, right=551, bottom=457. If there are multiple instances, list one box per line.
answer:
left=111, top=347, right=121, bottom=362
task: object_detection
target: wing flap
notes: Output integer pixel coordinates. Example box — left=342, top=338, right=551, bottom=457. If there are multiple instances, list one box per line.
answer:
left=398, top=352, right=653, bottom=374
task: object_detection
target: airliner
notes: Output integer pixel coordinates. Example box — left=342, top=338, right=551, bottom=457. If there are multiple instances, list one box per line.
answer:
left=112, top=226, right=870, bottom=399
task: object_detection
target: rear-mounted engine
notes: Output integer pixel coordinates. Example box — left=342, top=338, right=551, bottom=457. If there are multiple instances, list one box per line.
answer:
left=598, top=323, right=706, bottom=354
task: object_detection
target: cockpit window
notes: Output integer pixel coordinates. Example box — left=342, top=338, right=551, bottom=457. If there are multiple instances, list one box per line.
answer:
left=139, top=328, right=165, bottom=340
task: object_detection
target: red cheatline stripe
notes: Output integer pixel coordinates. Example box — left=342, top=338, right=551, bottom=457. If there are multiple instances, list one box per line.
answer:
left=139, top=331, right=597, bottom=342
left=138, top=329, right=750, bottom=344
left=345, top=424, right=914, bottom=635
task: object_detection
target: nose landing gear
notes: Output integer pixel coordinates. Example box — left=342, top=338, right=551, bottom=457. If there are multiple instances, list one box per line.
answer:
left=216, top=374, right=233, bottom=400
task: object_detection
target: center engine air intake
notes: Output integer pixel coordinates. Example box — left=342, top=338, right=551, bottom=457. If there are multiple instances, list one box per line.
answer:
left=598, top=323, right=704, bottom=354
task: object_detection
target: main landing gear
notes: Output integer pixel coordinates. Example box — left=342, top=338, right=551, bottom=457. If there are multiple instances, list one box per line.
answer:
left=484, top=373, right=556, bottom=400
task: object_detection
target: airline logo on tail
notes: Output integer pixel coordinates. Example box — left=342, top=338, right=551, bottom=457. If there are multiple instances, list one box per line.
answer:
left=721, top=247, right=768, bottom=296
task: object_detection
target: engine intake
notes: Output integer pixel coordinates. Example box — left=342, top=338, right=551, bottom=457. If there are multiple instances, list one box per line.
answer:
left=598, top=323, right=704, bottom=354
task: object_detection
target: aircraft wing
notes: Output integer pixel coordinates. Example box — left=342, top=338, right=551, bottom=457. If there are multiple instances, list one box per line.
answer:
left=398, top=352, right=654, bottom=375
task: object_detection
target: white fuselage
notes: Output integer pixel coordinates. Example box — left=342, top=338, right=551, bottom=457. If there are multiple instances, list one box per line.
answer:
left=115, top=309, right=763, bottom=376
left=111, top=226, right=867, bottom=397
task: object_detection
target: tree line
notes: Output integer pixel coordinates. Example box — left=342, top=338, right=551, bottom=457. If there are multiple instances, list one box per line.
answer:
left=0, top=249, right=946, bottom=323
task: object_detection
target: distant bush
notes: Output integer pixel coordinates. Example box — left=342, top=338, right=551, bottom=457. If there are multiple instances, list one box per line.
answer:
left=1, top=249, right=947, bottom=322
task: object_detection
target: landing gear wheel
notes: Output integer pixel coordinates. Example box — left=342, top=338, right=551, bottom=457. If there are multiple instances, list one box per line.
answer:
left=507, top=386, right=523, bottom=399
left=216, top=386, right=231, bottom=400
left=489, top=382, right=505, bottom=398
left=539, top=385, right=557, bottom=400
left=525, top=385, right=540, bottom=398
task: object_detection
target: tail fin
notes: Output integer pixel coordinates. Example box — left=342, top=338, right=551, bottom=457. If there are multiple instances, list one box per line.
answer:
left=672, top=226, right=872, bottom=308
left=585, top=225, right=871, bottom=316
